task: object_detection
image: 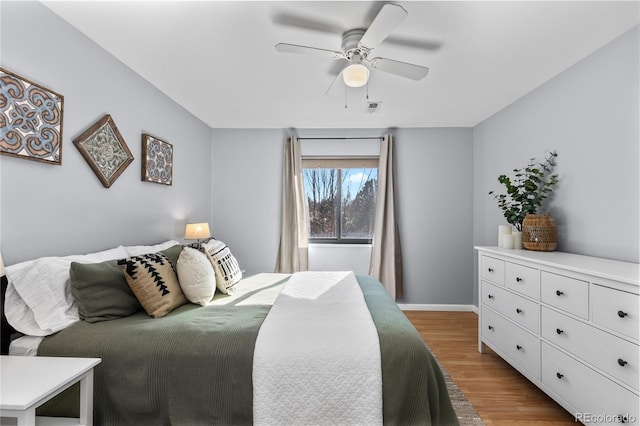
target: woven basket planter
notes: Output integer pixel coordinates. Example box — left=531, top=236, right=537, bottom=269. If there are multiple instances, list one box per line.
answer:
left=522, top=214, right=557, bottom=251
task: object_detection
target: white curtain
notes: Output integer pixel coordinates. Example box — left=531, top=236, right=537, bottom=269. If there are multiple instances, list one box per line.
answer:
left=369, top=134, right=403, bottom=299
left=275, top=136, right=308, bottom=273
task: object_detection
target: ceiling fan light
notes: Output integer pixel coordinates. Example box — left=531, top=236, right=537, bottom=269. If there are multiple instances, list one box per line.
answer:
left=343, top=63, right=369, bottom=88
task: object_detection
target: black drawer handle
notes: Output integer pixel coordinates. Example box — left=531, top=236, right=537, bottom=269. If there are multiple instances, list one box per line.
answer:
left=488, top=294, right=494, bottom=299
left=619, top=414, right=629, bottom=423
left=488, top=267, right=494, bottom=273
left=516, top=345, right=523, bottom=350
left=618, top=310, right=628, bottom=318
left=556, top=290, right=564, bottom=296
left=488, top=325, right=494, bottom=330
left=556, top=328, right=564, bottom=335
left=516, top=308, right=522, bottom=314
left=618, top=358, right=628, bottom=367
left=516, top=277, right=523, bottom=282
left=556, top=372, right=564, bottom=379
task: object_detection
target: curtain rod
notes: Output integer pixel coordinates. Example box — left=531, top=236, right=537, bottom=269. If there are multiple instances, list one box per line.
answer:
left=296, top=137, right=384, bottom=141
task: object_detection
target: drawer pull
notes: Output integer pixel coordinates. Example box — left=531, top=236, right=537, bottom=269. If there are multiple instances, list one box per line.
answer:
left=488, top=294, right=494, bottom=299
left=618, top=310, right=628, bottom=318
left=488, top=325, right=494, bottom=330
left=618, top=358, right=628, bottom=367
left=619, top=414, right=629, bottom=423
left=555, top=290, right=564, bottom=296
left=556, top=372, right=564, bottom=379
left=516, top=277, right=523, bottom=282
left=488, top=267, right=494, bottom=272
left=556, top=328, right=564, bottom=335
left=516, top=345, right=523, bottom=350
left=516, top=308, right=522, bottom=314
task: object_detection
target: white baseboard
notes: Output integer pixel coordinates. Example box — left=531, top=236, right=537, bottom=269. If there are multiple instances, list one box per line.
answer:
left=398, top=304, right=479, bottom=314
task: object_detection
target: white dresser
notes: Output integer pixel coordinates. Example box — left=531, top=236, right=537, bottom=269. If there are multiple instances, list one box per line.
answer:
left=476, top=246, right=639, bottom=425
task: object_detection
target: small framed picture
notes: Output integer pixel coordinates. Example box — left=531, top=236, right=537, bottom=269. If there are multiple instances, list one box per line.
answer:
left=73, top=114, right=133, bottom=188
left=141, top=134, right=173, bottom=186
left=0, top=68, right=64, bottom=165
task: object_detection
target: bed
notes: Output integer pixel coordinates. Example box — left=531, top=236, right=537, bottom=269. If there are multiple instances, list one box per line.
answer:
left=2, top=241, right=458, bottom=425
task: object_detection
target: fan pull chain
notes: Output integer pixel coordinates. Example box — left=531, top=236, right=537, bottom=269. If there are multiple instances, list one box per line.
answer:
left=344, top=87, right=348, bottom=109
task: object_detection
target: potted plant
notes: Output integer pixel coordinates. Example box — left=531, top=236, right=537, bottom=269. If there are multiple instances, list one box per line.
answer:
left=489, top=152, right=559, bottom=250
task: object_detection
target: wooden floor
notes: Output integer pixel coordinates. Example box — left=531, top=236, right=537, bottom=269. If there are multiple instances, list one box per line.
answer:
left=405, top=311, right=576, bottom=425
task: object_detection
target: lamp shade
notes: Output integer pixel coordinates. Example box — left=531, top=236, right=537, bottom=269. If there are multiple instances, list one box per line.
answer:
left=184, top=223, right=211, bottom=240
left=343, top=63, right=369, bottom=88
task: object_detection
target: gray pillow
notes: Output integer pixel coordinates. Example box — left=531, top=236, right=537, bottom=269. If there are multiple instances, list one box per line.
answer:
left=70, top=244, right=183, bottom=322
left=70, top=259, right=141, bottom=323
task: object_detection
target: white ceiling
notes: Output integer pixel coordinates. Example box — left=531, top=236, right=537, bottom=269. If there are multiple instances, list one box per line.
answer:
left=42, top=1, right=639, bottom=129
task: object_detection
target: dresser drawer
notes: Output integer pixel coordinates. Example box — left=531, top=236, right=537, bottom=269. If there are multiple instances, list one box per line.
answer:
left=542, top=307, right=639, bottom=391
left=541, top=342, right=639, bottom=425
left=482, top=306, right=540, bottom=379
left=481, top=256, right=505, bottom=285
left=541, top=272, right=588, bottom=319
left=482, top=281, right=539, bottom=334
left=505, top=262, right=540, bottom=300
left=592, top=284, right=639, bottom=342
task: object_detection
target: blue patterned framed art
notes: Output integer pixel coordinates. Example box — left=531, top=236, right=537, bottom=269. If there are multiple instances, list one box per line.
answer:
left=0, top=68, right=64, bottom=165
left=141, top=134, right=173, bottom=186
left=73, top=114, right=133, bottom=188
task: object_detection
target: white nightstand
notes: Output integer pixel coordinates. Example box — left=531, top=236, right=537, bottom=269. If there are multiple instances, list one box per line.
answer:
left=0, top=356, right=101, bottom=426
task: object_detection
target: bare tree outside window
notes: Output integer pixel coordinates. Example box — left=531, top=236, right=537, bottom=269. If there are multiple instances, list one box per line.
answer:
left=303, top=167, right=377, bottom=242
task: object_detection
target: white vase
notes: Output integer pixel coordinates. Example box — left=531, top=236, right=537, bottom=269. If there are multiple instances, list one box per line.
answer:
left=503, top=234, right=514, bottom=249
left=498, top=225, right=512, bottom=248
left=512, top=231, right=523, bottom=249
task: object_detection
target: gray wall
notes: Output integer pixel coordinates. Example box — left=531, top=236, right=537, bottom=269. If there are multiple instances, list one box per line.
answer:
left=211, top=128, right=474, bottom=305
left=1, top=1, right=635, bottom=308
left=0, top=1, right=213, bottom=265
left=473, top=26, right=639, bottom=303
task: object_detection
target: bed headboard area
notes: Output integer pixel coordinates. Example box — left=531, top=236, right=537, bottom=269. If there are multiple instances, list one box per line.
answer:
left=0, top=240, right=187, bottom=356
left=1, top=273, right=16, bottom=355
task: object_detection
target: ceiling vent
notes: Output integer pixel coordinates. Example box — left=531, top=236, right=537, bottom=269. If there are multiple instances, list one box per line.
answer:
left=366, top=101, right=382, bottom=113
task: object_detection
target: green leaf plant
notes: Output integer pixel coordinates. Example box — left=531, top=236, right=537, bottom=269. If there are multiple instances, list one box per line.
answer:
left=489, top=151, right=559, bottom=232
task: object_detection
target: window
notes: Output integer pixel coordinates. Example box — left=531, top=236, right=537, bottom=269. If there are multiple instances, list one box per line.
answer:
left=302, top=158, right=378, bottom=243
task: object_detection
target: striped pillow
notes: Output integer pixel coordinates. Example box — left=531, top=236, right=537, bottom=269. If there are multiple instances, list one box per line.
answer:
left=203, top=239, right=242, bottom=294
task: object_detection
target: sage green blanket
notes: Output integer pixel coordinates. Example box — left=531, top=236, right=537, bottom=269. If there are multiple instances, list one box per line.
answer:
left=38, top=274, right=457, bottom=425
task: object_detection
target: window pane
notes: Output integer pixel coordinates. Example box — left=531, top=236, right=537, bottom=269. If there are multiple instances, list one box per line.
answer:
left=341, top=168, right=377, bottom=239
left=303, top=164, right=378, bottom=242
left=303, top=168, right=338, bottom=239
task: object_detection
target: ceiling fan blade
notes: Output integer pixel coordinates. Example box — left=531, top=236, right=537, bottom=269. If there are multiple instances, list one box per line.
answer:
left=325, top=70, right=345, bottom=97
left=272, top=13, right=344, bottom=35
left=359, top=3, right=407, bottom=51
left=275, top=43, right=345, bottom=59
left=369, top=57, right=429, bottom=81
left=384, top=35, right=442, bottom=52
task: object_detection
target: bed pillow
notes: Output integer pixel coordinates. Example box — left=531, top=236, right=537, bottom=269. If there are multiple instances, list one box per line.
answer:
left=176, top=247, right=216, bottom=306
left=69, top=260, right=142, bottom=322
left=4, top=246, right=129, bottom=336
left=158, top=243, right=183, bottom=268
left=202, top=239, right=242, bottom=295
left=118, top=251, right=187, bottom=318
left=123, top=240, right=181, bottom=257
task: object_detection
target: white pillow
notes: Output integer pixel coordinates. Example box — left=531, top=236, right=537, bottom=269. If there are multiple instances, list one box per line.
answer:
left=176, top=247, right=216, bottom=306
left=203, top=239, right=242, bottom=295
left=5, top=246, right=129, bottom=336
left=124, top=240, right=181, bottom=257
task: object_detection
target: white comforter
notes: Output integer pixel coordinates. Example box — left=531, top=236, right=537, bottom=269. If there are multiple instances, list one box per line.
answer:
left=252, top=271, right=383, bottom=426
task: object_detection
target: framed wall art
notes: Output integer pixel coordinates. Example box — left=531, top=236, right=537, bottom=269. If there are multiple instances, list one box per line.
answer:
left=141, top=134, right=173, bottom=186
left=0, top=67, right=64, bottom=165
left=73, top=114, right=133, bottom=188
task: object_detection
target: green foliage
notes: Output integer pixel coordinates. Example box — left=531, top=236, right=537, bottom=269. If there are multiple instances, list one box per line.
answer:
left=489, top=152, right=559, bottom=231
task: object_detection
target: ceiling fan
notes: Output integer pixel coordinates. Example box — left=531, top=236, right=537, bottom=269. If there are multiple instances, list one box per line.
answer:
left=274, top=3, right=430, bottom=94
